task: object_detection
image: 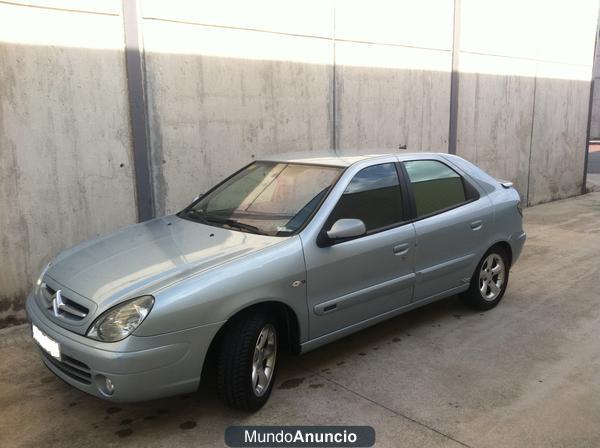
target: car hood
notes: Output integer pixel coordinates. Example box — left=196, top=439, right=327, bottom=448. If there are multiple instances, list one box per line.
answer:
left=46, top=215, right=283, bottom=306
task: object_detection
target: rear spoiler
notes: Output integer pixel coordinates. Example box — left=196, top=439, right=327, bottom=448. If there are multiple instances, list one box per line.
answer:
left=498, top=180, right=514, bottom=189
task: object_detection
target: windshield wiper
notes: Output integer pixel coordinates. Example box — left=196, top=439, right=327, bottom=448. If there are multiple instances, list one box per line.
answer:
left=182, top=209, right=266, bottom=235
left=180, top=208, right=209, bottom=224
left=203, top=215, right=266, bottom=235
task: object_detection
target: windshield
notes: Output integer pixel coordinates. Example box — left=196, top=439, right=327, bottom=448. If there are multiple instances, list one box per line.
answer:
left=180, top=162, right=342, bottom=236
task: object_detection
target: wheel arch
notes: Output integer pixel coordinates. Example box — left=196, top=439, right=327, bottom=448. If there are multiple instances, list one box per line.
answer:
left=487, top=240, right=513, bottom=268
left=204, top=300, right=302, bottom=374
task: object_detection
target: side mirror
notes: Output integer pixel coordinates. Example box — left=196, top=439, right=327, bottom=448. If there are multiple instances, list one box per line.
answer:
left=326, top=219, right=366, bottom=240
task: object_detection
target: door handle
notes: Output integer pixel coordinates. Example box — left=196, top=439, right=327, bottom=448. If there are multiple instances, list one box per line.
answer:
left=470, top=220, right=483, bottom=230
left=393, top=243, right=410, bottom=255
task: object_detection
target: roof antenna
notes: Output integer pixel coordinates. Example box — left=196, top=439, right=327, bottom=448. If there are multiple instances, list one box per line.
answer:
left=398, top=143, right=407, bottom=150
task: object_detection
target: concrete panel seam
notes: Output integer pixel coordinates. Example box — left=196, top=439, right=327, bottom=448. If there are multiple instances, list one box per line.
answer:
left=0, top=0, right=119, bottom=16
left=332, top=0, right=337, bottom=153
left=525, top=75, right=538, bottom=206
left=141, top=15, right=452, bottom=53
left=460, top=49, right=595, bottom=69
left=325, top=37, right=451, bottom=54
left=448, top=0, right=461, bottom=155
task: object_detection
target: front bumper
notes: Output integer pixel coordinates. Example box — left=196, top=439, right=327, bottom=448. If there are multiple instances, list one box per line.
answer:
left=26, top=293, right=223, bottom=402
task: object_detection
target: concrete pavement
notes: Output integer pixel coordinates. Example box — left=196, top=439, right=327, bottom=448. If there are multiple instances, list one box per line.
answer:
left=2, top=192, right=600, bottom=447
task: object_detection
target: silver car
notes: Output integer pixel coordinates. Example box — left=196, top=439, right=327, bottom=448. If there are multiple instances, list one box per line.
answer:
left=26, top=152, right=526, bottom=411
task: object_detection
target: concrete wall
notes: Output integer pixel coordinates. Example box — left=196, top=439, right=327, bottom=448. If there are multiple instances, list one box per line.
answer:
left=140, top=0, right=454, bottom=214
left=141, top=0, right=335, bottom=215
left=457, top=0, right=598, bottom=205
left=142, top=0, right=597, bottom=210
left=333, top=0, right=453, bottom=152
left=0, top=0, right=137, bottom=325
left=0, top=0, right=597, bottom=324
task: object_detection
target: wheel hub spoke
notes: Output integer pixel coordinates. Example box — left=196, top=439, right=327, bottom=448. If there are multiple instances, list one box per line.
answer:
left=479, top=253, right=505, bottom=301
left=251, top=324, right=277, bottom=397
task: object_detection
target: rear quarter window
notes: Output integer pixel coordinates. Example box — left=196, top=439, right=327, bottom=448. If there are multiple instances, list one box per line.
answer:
left=404, top=160, right=467, bottom=217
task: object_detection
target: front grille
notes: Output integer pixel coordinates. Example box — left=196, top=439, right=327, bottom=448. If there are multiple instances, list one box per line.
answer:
left=41, top=350, right=92, bottom=385
left=44, top=285, right=89, bottom=320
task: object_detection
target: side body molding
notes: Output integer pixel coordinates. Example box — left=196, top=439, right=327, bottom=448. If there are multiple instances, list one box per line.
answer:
left=314, top=272, right=416, bottom=315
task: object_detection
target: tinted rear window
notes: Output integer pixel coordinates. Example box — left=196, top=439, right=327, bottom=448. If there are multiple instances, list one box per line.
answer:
left=404, top=160, right=466, bottom=217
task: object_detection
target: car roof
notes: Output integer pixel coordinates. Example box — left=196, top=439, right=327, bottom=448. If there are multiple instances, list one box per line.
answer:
left=257, top=150, right=446, bottom=167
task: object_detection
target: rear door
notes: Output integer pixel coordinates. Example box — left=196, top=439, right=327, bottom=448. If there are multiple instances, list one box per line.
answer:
left=401, top=157, right=491, bottom=301
left=301, top=160, right=416, bottom=339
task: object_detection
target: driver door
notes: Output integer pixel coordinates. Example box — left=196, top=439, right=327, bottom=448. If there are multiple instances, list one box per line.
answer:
left=301, top=162, right=416, bottom=339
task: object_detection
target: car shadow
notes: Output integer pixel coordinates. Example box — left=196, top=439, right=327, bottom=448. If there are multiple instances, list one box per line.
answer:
left=42, top=295, right=474, bottom=441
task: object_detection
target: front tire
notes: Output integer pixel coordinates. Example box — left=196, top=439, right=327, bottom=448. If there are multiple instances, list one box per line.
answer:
left=216, top=310, right=279, bottom=411
left=460, top=246, right=510, bottom=310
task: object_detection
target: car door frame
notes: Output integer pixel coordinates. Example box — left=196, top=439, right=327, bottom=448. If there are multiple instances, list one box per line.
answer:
left=396, top=154, right=491, bottom=302
left=299, top=155, right=418, bottom=347
left=300, top=155, right=413, bottom=243
left=315, top=160, right=414, bottom=247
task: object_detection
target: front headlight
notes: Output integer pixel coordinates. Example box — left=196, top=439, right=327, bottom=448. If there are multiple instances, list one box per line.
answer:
left=87, top=296, right=154, bottom=342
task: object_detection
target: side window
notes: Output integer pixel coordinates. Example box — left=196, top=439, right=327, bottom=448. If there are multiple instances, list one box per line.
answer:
left=328, top=163, right=403, bottom=232
left=404, top=160, right=468, bottom=217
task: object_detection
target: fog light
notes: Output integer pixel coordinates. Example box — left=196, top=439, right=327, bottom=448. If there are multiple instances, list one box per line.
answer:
left=95, top=374, right=115, bottom=396
left=105, top=377, right=115, bottom=395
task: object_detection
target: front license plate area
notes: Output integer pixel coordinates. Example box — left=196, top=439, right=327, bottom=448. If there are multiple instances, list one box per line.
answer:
left=32, top=324, right=61, bottom=360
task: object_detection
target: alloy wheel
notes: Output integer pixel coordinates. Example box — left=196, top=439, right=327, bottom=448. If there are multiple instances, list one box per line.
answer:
left=479, top=253, right=506, bottom=301
left=251, top=324, right=277, bottom=397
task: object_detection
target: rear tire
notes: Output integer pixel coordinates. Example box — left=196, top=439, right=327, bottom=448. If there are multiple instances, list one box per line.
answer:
left=460, top=246, right=510, bottom=311
left=216, top=310, right=279, bottom=411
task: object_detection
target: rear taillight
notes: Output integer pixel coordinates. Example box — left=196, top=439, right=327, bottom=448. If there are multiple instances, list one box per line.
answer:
left=517, top=201, right=523, bottom=216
